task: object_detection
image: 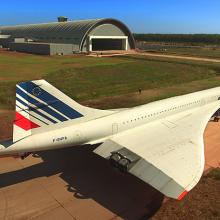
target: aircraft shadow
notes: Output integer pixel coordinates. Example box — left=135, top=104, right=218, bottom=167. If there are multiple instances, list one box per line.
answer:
left=0, top=145, right=164, bottom=220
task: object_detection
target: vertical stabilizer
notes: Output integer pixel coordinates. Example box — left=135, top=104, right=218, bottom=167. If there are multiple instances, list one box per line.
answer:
left=13, top=80, right=112, bottom=142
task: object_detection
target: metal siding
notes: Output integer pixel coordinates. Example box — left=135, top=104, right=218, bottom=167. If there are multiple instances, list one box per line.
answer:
left=0, top=19, right=99, bottom=45
left=10, top=42, right=75, bottom=55
left=10, top=43, right=50, bottom=55
left=90, top=24, right=125, bottom=36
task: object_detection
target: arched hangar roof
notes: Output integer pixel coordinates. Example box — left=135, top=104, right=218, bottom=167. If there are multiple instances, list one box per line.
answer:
left=0, top=18, right=136, bottom=50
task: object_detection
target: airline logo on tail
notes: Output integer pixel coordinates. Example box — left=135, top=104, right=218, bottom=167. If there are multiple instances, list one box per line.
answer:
left=15, top=81, right=83, bottom=131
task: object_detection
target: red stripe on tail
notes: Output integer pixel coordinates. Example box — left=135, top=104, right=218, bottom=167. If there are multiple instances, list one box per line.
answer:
left=14, top=112, right=40, bottom=131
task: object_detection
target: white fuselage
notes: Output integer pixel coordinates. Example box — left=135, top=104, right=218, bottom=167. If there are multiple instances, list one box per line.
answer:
left=1, top=87, right=220, bottom=155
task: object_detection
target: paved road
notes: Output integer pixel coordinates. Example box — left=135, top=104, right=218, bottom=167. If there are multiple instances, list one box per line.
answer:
left=139, top=52, right=220, bottom=63
left=88, top=51, right=220, bottom=63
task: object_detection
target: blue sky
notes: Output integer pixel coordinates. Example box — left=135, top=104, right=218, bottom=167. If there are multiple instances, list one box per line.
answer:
left=0, top=0, right=220, bottom=34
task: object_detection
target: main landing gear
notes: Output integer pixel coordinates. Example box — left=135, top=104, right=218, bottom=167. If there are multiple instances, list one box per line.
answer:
left=20, top=152, right=32, bottom=160
left=213, top=117, right=219, bottom=122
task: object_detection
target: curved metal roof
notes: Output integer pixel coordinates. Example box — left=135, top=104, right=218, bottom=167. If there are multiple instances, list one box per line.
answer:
left=0, top=18, right=136, bottom=50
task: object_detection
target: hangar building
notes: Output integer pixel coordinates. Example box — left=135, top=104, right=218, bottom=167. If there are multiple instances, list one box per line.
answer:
left=0, top=18, right=135, bottom=55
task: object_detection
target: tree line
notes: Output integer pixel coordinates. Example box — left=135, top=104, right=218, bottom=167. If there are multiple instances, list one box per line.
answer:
left=133, top=34, right=220, bottom=45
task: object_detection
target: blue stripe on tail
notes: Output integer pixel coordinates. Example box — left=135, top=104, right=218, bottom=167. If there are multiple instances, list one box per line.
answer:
left=16, top=87, right=68, bottom=122
left=16, top=97, right=57, bottom=124
left=18, top=81, right=83, bottom=119
left=16, top=104, right=49, bottom=125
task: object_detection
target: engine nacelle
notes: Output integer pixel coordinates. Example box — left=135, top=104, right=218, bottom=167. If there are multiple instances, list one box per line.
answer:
left=110, top=148, right=140, bottom=172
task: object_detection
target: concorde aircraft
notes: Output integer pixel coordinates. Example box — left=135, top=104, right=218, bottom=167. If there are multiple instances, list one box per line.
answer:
left=0, top=80, right=220, bottom=200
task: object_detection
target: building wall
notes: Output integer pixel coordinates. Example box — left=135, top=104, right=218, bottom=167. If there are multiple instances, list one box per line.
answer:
left=10, top=42, right=76, bottom=55
left=82, top=24, right=131, bottom=52
left=10, top=43, right=50, bottom=55
left=50, top=44, right=75, bottom=55
left=90, top=24, right=126, bottom=36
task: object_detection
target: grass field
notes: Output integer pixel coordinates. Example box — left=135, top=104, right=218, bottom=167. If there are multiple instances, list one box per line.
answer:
left=0, top=50, right=220, bottom=219
left=0, top=50, right=220, bottom=110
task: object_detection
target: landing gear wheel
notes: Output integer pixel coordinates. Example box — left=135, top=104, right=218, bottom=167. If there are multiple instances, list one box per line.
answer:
left=214, top=117, right=219, bottom=122
left=20, top=152, right=32, bottom=160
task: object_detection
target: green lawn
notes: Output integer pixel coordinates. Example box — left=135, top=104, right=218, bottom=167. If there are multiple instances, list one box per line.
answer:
left=45, top=57, right=217, bottom=101
left=0, top=51, right=220, bottom=110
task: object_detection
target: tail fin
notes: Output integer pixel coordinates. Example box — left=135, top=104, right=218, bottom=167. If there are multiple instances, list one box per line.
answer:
left=13, top=80, right=112, bottom=142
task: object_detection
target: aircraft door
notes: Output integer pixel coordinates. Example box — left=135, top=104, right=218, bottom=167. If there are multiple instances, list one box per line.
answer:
left=112, top=123, right=118, bottom=135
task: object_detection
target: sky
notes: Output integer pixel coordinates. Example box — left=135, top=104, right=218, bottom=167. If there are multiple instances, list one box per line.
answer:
left=0, top=0, right=220, bottom=34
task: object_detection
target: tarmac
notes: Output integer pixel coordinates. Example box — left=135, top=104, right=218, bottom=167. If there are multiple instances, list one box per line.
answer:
left=0, top=122, right=219, bottom=220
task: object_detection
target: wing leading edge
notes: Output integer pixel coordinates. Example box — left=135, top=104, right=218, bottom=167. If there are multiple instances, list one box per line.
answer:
left=94, top=101, right=220, bottom=199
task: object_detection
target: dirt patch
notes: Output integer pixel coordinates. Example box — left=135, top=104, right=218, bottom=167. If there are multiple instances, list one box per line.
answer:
left=0, top=110, right=14, bottom=140
left=0, top=49, right=37, bottom=58
left=0, top=77, right=8, bottom=81
left=151, top=175, right=220, bottom=220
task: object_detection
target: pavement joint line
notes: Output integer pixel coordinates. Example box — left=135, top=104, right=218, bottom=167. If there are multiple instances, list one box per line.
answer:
left=1, top=190, right=8, bottom=220
left=16, top=157, right=26, bottom=170
left=205, top=163, right=219, bottom=169
left=11, top=157, right=75, bottom=220
left=29, top=204, right=61, bottom=220
left=33, top=177, right=77, bottom=220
